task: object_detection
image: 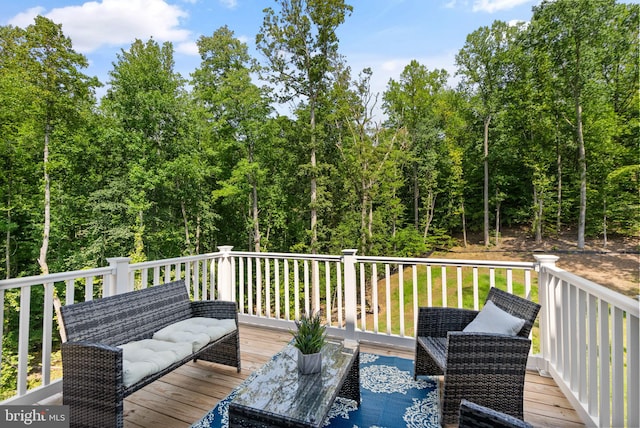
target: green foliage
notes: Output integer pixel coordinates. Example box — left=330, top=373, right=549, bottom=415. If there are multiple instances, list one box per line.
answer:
left=606, top=165, right=640, bottom=235
left=291, top=311, right=327, bottom=354
left=1, top=1, right=638, bottom=401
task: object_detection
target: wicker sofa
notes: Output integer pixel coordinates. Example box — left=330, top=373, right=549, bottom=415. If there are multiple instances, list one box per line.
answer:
left=58, top=280, right=240, bottom=428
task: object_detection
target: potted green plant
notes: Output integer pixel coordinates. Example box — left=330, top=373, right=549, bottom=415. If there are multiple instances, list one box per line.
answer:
left=291, top=311, right=327, bottom=374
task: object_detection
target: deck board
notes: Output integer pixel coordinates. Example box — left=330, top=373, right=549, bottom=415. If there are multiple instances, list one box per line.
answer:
left=52, top=323, right=584, bottom=427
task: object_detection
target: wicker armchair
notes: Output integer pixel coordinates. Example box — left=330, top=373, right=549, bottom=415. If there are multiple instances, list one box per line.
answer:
left=458, top=399, right=533, bottom=428
left=414, top=287, right=540, bottom=426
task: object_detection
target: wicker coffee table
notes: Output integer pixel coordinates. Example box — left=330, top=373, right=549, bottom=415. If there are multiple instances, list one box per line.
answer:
left=228, top=340, right=360, bottom=428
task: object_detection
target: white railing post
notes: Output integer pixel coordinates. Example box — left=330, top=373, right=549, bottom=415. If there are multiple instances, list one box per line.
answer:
left=107, top=257, right=131, bottom=296
left=534, top=254, right=559, bottom=376
left=342, top=249, right=358, bottom=342
left=217, top=246, right=234, bottom=301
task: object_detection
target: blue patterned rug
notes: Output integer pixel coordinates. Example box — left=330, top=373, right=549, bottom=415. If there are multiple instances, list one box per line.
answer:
left=192, top=353, right=439, bottom=428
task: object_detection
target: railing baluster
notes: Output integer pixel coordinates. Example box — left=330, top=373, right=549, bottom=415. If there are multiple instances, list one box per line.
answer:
left=324, top=261, right=331, bottom=325
left=577, top=289, right=587, bottom=404
left=385, top=264, right=391, bottom=335
left=587, top=294, right=598, bottom=416
left=265, top=258, right=271, bottom=318
left=628, top=313, right=640, bottom=427
left=412, top=265, right=418, bottom=334
left=336, top=262, right=342, bottom=327
left=456, top=266, right=463, bottom=308
left=472, top=267, right=479, bottom=310
left=303, top=260, right=310, bottom=315
left=611, top=307, right=624, bottom=427
left=284, top=259, right=290, bottom=320
left=17, top=286, right=30, bottom=396
left=312, top=260, right=320, bottom=314
left=294, top=260, right=299, bottom=319
left=569, top=285, right=577, bottom=389
left=359, top=262, right=366, bottom=331
left=427, top=265, right=432, bottom=307
left=85, top=276, right=94, bottom=300
left=561, top=281, right=570, bottom=380
left=598, top=298, right=610, bottom=426
left=275, top=259, right=281, bottom=319
left=247, top=258, right=253, bottom=315
left=372, top=263, right=378, bottom=333
left=201, top=260, right=207, bottom=300
left=441, top=266, right=447, bottom=308
left=398, top=264, right=404, bottom=337
left=256, top=258, right=262, bottom=317
left=239, top=257, right=245, bottom=314
left=153, top=266, right=160, bottom=286
left=42, top=282, right=54, bottom=386
left=489, top=267, right=495, bottom=288
left=66, top=279, right=74, bottom=305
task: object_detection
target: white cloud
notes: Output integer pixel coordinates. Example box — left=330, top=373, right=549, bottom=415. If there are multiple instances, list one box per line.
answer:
left=472, top=0, right=531, bottom=13
left=219, top=0, right=238, bottom=9
left=176, top=40, right=199, bottom=56
left=8, top=7, right=46, bottom=27
left=9, top=0, right=193, bottom=54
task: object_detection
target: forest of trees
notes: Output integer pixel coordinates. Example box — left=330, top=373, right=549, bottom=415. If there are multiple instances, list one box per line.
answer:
left=1, top=0, right=638, bottom=281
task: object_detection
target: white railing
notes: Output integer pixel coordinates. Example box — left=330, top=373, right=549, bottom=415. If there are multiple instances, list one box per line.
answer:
left=537, top=256, right=639, bottom=428
left=0, top=266, right=113, bottom=404
left=0, top=247, right=637, bottom=428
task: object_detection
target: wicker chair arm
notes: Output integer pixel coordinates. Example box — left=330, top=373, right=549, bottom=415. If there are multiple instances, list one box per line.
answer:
left=416, top=307, right=479, bottom=337
left=190, top=300, right=238, bottom=320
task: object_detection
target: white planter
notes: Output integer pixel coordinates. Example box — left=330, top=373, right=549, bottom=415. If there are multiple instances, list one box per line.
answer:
left=297, top=349, right=322, bottom=374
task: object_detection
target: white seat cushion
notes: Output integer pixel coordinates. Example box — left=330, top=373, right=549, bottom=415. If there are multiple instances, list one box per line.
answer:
left=152, top=317, right=237, bottom=353
left=118, top=339, right=192, bottom=387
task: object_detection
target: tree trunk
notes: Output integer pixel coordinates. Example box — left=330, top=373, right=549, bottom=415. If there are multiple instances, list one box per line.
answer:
left=38, top=124, right=51, bottom=275
left=367, top=197, right=373, bottom=255
left=483, top=115, right=491, bottom=247
left=461, top=201, right=467, bottom=247
left=310, top=102, right=317, bottom=254
left=181, top=200, right=192, bottom=255
left=360, top=180, right=367, bottom=254
left=5, top=195, right=10, bottom=279
left=602, top=199, right=608, bottom=248
left=556, top=139, right=562, bottom=236
left=195, top=215, right=201, bottom=254
left=576, top=99, right=586, bottom=250
left=413, top=164, right=419, bottom=230
left=253, top=181, right=260, bottom=252
left=422, top=190, right=435, bottom=240
left=533, top=186, right=543, bottom=244
left=495, top=197, right=501, bottom=247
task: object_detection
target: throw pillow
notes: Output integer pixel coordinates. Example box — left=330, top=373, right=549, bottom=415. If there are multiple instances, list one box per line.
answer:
left=463, top=300, right=526, bottom=336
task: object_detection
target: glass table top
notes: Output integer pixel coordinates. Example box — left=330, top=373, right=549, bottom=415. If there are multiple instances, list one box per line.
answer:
left=229, top=340, right=359, bottom=427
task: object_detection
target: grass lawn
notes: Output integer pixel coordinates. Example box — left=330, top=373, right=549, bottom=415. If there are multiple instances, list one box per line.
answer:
left=361, top=264, right=541, bottom=352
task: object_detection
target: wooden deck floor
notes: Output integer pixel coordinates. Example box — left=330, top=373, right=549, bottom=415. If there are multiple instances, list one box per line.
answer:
left=115, top=324, right=583, bottom=427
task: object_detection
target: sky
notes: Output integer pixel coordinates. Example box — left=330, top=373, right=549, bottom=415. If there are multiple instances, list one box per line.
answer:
left=0, top=0, right=634, bottom=118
